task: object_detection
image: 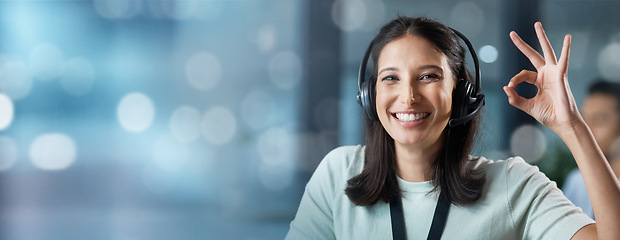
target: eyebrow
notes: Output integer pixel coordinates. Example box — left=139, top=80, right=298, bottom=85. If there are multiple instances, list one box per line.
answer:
left=378, top=65, right=443, bottom=75
left=378, top=67, right=399, bottom=76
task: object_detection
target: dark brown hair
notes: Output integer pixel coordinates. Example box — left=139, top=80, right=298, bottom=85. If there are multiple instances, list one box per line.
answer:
left=589, top=79, right=620, bottom=113
left=345, top=16, right=485, bottom=206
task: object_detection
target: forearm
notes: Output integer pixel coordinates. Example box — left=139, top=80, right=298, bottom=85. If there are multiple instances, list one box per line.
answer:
left=558, top=118, right=620, bottom=239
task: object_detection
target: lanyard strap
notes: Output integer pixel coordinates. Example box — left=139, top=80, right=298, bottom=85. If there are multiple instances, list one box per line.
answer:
left=390, top=191, right=450, bottom=240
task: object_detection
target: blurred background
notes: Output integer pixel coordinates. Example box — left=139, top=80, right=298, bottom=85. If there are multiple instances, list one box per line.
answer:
left=1, top=0, right=620, bottom=239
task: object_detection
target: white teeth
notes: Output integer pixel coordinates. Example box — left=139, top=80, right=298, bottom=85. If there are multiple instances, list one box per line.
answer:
left=395, top=112, right=429, bottom=122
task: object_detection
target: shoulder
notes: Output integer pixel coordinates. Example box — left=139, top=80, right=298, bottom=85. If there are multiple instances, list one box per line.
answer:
left=323, top=145, right=364, bottom=165
left=470, top=155, right=534, bottom=176
left=307, top=145, right=365, bottom=187
left=471, top=156, right=538, bottom=176
left=471, top=156, right=554, bottom=193
left=287, top=146, right=365, bottom=239
left=317, top=145, right=365, bottom=180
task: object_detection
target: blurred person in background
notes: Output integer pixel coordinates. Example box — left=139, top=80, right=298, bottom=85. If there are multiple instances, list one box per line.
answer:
left=563, top=80, right=620, bottom=219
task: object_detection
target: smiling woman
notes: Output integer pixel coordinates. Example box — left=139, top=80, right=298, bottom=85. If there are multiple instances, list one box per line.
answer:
left=347, top=17, right=485, bottom=208
left=374, top=35, right=455, bottom=170
left=286, top=16, right=620, bottom=240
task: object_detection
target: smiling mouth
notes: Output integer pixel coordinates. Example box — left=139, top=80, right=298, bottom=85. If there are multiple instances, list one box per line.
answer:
left=393, top=112, right=430, bottom=122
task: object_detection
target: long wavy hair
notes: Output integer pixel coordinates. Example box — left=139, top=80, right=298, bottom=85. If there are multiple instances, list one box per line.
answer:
left=345, top=16, right=485, bottom=206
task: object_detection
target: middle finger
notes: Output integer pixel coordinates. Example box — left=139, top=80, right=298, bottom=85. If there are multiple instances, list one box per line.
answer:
left=534, top=22, right=558, bottom=65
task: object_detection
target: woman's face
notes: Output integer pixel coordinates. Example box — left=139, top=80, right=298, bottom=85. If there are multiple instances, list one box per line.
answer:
left=375, top=34, right=456, bottom=150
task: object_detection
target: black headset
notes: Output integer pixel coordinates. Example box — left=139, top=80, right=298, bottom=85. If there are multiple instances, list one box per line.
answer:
left=356, top=28, right=485, bottom=127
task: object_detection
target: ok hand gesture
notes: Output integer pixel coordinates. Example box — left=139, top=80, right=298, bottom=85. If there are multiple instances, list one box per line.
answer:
left=504, top=23, right=620, bottom=240
left=503, top=22, right=580, bottom=135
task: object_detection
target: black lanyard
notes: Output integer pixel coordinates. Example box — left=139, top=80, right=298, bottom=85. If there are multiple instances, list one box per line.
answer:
left=390, top=191, right=450, bottom=240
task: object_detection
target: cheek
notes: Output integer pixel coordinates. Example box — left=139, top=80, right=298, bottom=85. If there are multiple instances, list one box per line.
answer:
left=374, top=85, right=392, bottom=109
left=432, top=86, right=454, bottom=114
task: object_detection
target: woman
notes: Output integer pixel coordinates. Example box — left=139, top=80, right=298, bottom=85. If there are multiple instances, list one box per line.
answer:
left=286, top=16, right=620, bottom=239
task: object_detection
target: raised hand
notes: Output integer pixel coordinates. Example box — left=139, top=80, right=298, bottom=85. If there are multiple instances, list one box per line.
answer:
left=503, top=22, right=579, bottom=135
left=504, top=22, right=620, bottom=240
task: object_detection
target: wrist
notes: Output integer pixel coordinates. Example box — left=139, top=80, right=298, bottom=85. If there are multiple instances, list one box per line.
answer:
left=554, top=115, right=589, bottom=144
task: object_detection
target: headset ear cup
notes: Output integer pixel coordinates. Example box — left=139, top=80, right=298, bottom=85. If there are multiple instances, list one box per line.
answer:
left=451, top=80, right=474, bottom=120
left=360, top=78, right=377, bottom=121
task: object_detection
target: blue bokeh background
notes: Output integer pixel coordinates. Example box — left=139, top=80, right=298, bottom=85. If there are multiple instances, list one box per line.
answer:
left=1, top=0, right=620, bottom=239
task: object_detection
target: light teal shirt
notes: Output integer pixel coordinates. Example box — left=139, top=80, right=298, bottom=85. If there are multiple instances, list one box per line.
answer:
left=286, top=145, right=594, bottom=240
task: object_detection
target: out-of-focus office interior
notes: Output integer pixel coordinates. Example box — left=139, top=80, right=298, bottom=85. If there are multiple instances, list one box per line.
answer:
left=1, top=0, right=620, bottom=239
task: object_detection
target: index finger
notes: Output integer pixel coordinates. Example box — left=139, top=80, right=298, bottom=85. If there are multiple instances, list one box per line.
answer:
left=510, top=31, right=545, bottom=69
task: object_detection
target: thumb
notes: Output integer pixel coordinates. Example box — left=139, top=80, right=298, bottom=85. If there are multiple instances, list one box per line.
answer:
left=504, top=70, right=537, bottom=114
left=503, top=85, right=531, bottom=114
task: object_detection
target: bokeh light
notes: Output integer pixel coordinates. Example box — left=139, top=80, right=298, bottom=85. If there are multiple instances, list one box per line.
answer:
left=201, top=106, right=237, bottom=145
left=0, top=136, right=18, bottom=171
left=510, top=124, right=547, bottom=163
left=268, top=51, right=302, bottom=89
left=479, top=45, right=498, bottom=63
left=29, top=133, right=77, bottom=171
left=29, top=43, right=64, bottom=81
left=185, top=52, right=221, bottom=91
left=60, top=57, right=95, bottom=96
left=253, top=23, right=277, bottom=54
left=240, top=90, right=275, bottom=130
left=331, top=0, right=367, bottom=32
left=0, top=93, right=14, bottom=130
left=597, top=43, right=620, bottom=81
left=169, top=106, right=202, bottom=142
left=0, top=61, right=33, bottom=100
left=117, top=92, right=155, bottom=132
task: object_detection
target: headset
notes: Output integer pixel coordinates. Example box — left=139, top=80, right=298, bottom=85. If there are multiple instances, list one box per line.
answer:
left=356, top=28, right=485, bottom=127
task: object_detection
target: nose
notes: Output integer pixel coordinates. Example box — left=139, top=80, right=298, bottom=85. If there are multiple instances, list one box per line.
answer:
left=402, top=85, right=420, bottom=105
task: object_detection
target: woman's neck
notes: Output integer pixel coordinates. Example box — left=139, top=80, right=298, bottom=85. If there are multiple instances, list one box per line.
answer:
left=394, top=141, right=442, bottom=182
